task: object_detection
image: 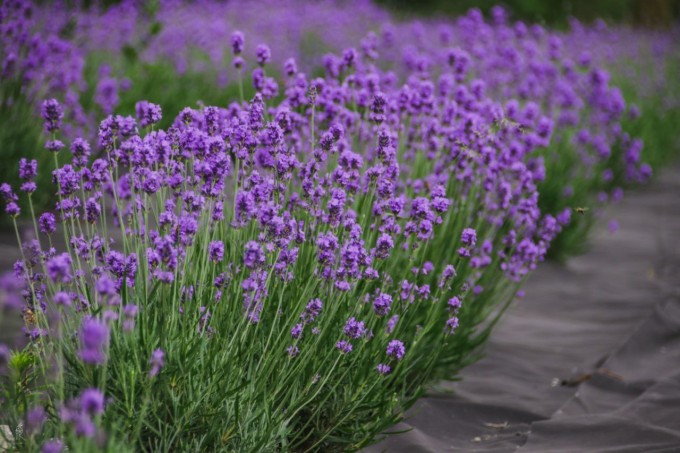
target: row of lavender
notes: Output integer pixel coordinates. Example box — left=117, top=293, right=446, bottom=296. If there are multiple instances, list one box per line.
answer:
left=3, top=1, right=678, bottom=256
left=1, top=1, right=679, bottom=451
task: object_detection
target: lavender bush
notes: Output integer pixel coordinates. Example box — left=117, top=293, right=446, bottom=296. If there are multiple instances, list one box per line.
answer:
left=0, top=31, right=566, bottom=450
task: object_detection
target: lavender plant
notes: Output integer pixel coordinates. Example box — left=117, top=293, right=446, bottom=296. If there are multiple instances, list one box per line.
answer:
left=0, top=36, right=562, bottom=451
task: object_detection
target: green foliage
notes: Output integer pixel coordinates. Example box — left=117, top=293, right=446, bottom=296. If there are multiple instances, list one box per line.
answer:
left=82, top=51, right=249, bottom=131
left=376, top=0, right=680, bottom=27
left=0, top=79, right=51, bottom=224
left=616, top=58, right=680, bottom=171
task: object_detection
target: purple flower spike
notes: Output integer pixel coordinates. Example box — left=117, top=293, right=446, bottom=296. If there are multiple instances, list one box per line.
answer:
left=336, top=340, right=353, bottom=354
left=46, top=253, right=73, bottom=284
left=149, top=348, right=165, bottom=377
left=373, top=293, right=393, bottom=316
left=386, top=340, right=406, bottom=361
left=209, top=241, right=224, bottom=262
left=231, top=31, right=244, bottom=55
left=79, top=318, right=109, bottom=365
left=39, top=213, right=57, bottom=234
left=344, top=317, right=366, bottom=339
left=19, top=158, right=38, bottom=181
left=27, top=406, right=46, bottom=434
left=80, top=388, right=105, bottom=416
left=42, top=440, right=64, bottom=453
left=135, top=101, right=162, bottom=128
left=41, top=98, right=63, bottom=133
left=461, top=228, right=477, bottom=247
left=446, top=316, right=460, bottom=335
left=377, top=363, right=391, bottom=375
left=256, top=43, right=271, bottom=66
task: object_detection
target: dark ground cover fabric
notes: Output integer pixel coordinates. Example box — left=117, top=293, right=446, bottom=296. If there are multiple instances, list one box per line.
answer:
left=367, top=164, right=680, bottom=452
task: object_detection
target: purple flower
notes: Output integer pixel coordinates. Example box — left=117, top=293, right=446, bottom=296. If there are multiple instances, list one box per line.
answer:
left=95, top=276, right=117, bottom=296
left=231, top=31, right=244, bottom=55
left=639, top=164, right=653, bottom=181
left=386, top=315, right=399, bottom=334
left=46, top=253, right=73, bottom=283
left=373, top=293, right=392, bottom=316
left=243, top=241, right=265, bottom=268
left=105, top=251, right=138, bottom=285
left=0, top=183, right=15, bottom=202
left=557, top=208, right=572, bottom=226
left=20, top=182, right=37, bottom=193
left=19, top=158, right=37, bottom=181
left=336, top=340, right=353, bottom=354
left=445, top=316, right=460, bottom=335
left=284, top=58, right=297, bottom=76
left=386, top=340, right=406, bottom=361
left=291, top=323, right=303, bottom=339
left=375, top=233, right=394, bottom=260
left=54, top=291, right=72, bottom=307
left=415, top=284, right=430, bottom=299
left=608, top=219, right=619, bottom=233
left=52, top=164, right=79, bottom=196
left=95, top=77, right=119, bottom=115
left=46, top=139, right=65, bottom=153
left=301, top=298, right=323, bottom=323
left=370, top=92, right=387, bottom=124
left=80, top=388, right=105, bottom=416
left=135, top=101, right=162, bottom=128
left=70, top=138, right=91, bottom=164
left=344, top=317, right=366, bottom=339
left=104, top=310, right=119, bottom=324
left=432, top=196, right=450, bottom=213
left=149, top=349, right=165, bottom=377
left=209, top=241, right=224, bottom=262
left=42, top=440, right=64, bottom=453
left=79, top=318, right=109, bottom=365
left=448, top=297, right=462, bottom=312
left=73, top=413, right=96, bottom=438
left=612, top=188, right=624, bottom=203
left=256, top=43, right=271, bottom=66
left=27, top=406, right=46, bottom=433
left=376, top=363, right=391, bottom=375
left=85, top=197, right=101, bottom=223
left=5, top=202, right=20, bottom=216
left=123, top=304, right=138, bottom=318
left=461, top=228, right=477, bottom=247
left=41, top=98, right=63, bottom=133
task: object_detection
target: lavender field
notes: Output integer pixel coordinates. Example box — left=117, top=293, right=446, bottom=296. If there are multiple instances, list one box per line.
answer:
left=1, top=1, right=679, bottom=451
